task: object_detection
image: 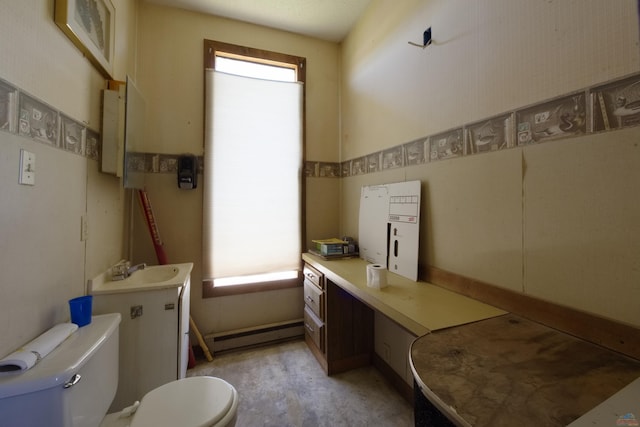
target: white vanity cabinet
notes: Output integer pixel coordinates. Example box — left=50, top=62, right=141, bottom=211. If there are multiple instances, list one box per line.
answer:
left=89, top=263, right=192, bottom=413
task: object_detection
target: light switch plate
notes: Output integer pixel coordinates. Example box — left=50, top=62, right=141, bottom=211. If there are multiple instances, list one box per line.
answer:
left=19, top=149, right=35, bottom=185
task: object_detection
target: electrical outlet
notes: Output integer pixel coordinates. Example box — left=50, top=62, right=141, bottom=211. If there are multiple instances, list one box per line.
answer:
left=19, top=149, right=35, bottom=185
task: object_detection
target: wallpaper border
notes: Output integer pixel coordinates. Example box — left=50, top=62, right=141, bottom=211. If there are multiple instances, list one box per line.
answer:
left=311, top=71, right=640, bottom=178
left=0, top=77, right=100, bottom=160
left=3, top=70, right=639, bottom=178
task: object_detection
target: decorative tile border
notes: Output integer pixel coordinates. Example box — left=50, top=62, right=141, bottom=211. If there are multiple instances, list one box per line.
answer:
left=466, top=113, right=514, bottom=154
left=0, top=76, right=202, bottom=176
left=330, top=71, right=640, bottom=179
left=304, top=161, right=340, bottom=178
left=430, top=128, right=464, bottom=161
left=18, top=92, right=59, bottom=146
left=0, top=79, right=17, bottom=132
left=382, top=145, right=403, bottom=170
left=0, top=77, right=100, bottom=159
left=125, top=152, right=205, bottom=175
left=592, top=74, right=640, bottom=131
left=516, top=92, right=586, bottom=145
left=6, top=71, right=638, bottom=179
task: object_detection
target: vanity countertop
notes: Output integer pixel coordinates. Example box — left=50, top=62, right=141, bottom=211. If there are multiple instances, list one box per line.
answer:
left=302, top=253, right=506, bottom=336
left=410, top=313, right=640, bottom=426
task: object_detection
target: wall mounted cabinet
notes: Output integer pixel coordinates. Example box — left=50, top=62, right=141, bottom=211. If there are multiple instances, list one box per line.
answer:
left=101, top=81, right=125, bottom=177
left=100, top=77, right=146, bottom=188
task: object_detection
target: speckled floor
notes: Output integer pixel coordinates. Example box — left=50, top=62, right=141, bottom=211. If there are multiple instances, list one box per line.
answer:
left=187, top=339, right=413, bottom=427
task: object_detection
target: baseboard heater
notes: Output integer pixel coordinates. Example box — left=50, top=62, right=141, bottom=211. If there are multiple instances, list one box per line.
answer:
left=204, top=319, right=304, bottom=354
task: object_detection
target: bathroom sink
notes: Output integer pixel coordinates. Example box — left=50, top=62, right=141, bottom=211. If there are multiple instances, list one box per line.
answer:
left=124, top=265, right=179, bottom=285
left=88, top=263, right=194, bottom=295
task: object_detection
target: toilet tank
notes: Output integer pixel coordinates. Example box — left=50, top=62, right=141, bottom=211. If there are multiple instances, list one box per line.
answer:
left=0, top=313, right=121, bottom=427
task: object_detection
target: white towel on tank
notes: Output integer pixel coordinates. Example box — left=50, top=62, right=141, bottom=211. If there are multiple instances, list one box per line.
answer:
left=0, top=323, right=78, bottom=373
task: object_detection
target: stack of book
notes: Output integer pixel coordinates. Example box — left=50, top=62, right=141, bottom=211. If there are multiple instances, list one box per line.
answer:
left=312, top=238, right=347, bottom=256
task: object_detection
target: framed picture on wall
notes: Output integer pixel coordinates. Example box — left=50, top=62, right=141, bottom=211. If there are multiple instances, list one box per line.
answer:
left=55, top=0, right=115, bottom=79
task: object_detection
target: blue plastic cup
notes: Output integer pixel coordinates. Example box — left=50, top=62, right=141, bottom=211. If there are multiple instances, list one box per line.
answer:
left=69, top=295, right=93, bottom=327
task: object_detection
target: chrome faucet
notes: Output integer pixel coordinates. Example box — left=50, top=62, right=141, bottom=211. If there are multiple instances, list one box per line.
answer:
left=111, top=261, right=146, bottom=281
left=127, top=263, right=146, bottom=275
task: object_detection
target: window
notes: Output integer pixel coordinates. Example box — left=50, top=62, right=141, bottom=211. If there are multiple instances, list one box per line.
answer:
left=202, top=40, right=306, bottom=297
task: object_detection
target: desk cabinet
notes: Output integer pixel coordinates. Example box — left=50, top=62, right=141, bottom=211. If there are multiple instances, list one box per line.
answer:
left=303, top=263, right=325, bottom=359
left=303, top=261, right=374, bottom=375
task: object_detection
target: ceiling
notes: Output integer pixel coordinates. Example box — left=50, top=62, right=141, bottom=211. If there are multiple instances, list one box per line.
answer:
left=144, top=0, right=372, bottom=42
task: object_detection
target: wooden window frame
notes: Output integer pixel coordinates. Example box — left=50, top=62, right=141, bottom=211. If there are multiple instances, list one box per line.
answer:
left=202, top=40, right=307, bottom=298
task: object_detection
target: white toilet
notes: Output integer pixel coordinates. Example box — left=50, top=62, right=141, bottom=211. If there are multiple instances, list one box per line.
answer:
left=0, top=313, right=238, bottom=427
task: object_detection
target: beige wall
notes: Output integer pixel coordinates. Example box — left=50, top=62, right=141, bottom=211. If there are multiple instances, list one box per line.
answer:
left=341, top=0, right=639, bottom=158
left=340, top=0, right=640, bottom=326
left=2, top=0, right=637, bottom=360
left=134, top=3, right=342, bottom=334
left=0, top=0, right=137, bottom=357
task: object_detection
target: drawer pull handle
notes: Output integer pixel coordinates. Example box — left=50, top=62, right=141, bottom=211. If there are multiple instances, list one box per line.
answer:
left=305, top=295, right=314, bottom=303
left=305, top=323, right=315, bottom=333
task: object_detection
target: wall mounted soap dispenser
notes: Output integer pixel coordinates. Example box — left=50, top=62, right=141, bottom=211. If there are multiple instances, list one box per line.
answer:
left=177, top=154, right=197, bottom=189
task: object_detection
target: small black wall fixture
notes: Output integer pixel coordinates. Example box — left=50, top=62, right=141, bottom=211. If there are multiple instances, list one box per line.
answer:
left=177, top=154, right=198, bottom=189
left=409, top=27, right=432, bottom=49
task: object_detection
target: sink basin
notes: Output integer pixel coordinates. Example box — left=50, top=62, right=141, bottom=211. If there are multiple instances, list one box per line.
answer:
left=88, top=262, right=194, bottom=295
left=123, top=265, right=179, bottom=285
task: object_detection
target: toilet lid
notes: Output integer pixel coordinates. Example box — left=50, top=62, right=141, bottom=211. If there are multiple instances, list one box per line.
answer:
left=131, top=376, right=237, bottom=427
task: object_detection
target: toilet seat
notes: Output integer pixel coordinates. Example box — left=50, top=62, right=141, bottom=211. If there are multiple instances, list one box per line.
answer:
left=130, top=376, right=237, bottom=427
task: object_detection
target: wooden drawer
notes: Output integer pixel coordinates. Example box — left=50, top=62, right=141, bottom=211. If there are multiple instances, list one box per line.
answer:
left=304, top=279, right=324, bottom=319
left=304, top=305, right=324, bottom=351
left=303, top=263, right=323, bottom=289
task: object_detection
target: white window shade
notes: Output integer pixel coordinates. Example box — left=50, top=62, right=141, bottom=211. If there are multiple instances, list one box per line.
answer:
left=203, top=70, right=303, bottom=282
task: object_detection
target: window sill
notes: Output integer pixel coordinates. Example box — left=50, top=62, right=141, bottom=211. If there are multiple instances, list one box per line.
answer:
left=202, top=275, right=302, bottom=298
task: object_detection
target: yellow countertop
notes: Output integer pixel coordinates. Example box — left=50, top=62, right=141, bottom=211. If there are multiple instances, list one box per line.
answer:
left=302, top=253, right=506, bottom=336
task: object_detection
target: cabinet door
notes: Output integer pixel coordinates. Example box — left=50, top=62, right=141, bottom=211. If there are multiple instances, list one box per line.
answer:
left=92, top=287, right=181, bottom=412
left=178, top=279, right=190, bottom=379
left=132, top=288, right=180, bottom=400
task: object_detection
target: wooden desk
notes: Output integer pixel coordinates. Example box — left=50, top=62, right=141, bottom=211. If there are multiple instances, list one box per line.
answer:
left=302, top=253, right=506, bottom=336
left=303, top=254, right=640, bottom=426
left=410, top=314, right=640, bottom=426
left=301, top=253, right=505, bottom=377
